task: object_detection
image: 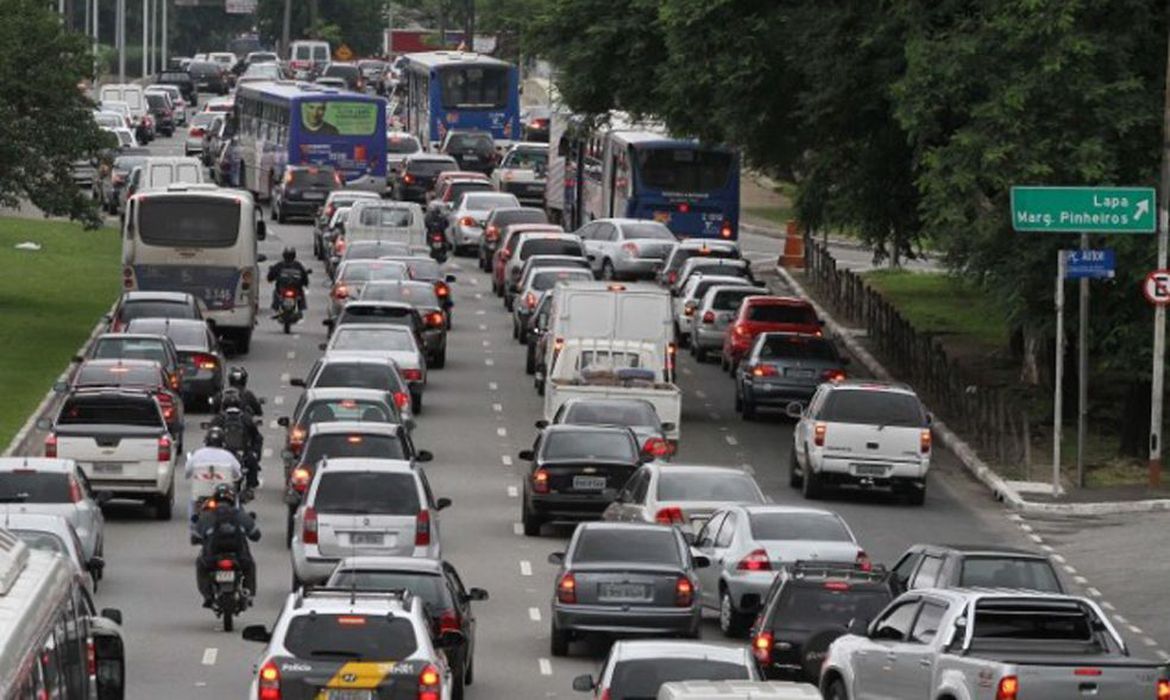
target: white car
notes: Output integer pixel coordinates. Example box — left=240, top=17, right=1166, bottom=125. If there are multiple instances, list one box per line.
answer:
left=577, top=218, right=679, bottom=281
left=602, top=463, right=766, bottom=534
left=3, top=512, right=101, bottom=594
left=446, top=191, right=521, bottom=254
left=789, top=380, right=932, bottom=504
left=491, top=142, right=548, bottom=206
left=321, top=322, right=427, bottom=410
left=0, top=457, right=106, bottom=562
left=674, top=274, right=756, bottom=346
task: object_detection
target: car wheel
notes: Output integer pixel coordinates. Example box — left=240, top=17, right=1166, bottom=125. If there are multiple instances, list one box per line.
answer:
left=906, top=480, right=927, bottom=506
left=522, top=503, right=542, bottom=536
left=601, top=260, right=616, bottom=281
left=734, top=384, right=743, bottom=411
left=504, top=293, right=514, bottom=312
left=412, top=392, right=423, bottom=414
left=511, top=318, right=519, bottom=340
left=802, top=457, right=822, bottom=500
left=451, top=667, right=466, bottom=700
left=719, top=588, right=750, bottom=638
left=431, top=350, right=446, bottom=369
left=518, top=325, right=528, bottom=345
left=276, top=202, right=287, bottom=224
left=525, top=345, right=536, bottom=375
left=825, top=678, right=848, bottom=700
left=549, top=622, right=570, bottom=657
left=694, top=345, right=707, bottom=362
left=153, top=483, right=174, bottom=521
left=789, top=449, right=803, bottom=488
left=720, top=354, right=729, bottom=372
left=742, top=396, right=757, bottom=421
left=464, top=654, right=474, bottom=685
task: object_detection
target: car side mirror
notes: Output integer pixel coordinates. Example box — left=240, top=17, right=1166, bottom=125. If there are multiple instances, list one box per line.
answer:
left=785, top=402, right=805, bottom=420
left=95, top=491, right=113, bottom=505
left=660, top=422, right=676, bottom=433
left=547, top=551, right=565, bottom=565
left=276, top=417, right=290, bottom=427
left=435, top=497, right=452, bottom=510
left=100, top=607, right=123, bottom=625
left=257, top=253, right=268, bottom=263
left=53, top=381, right=68, bottom=394
left=88, top=556, right=105, bottom=573
left=35, top=418, right=52, bottom=432
left=318, top=342, right=328, bottom=351
left=572, top=675, right=594, bottom=692
left=436, top=629, right=465, bottom=649
left=241, top=625, right=271, bottom=643
left=256, top=221, right=267, bottom=240
left=692, top=554, right=711, bottom=569
left=290, top=378, right=306, bottom=387
left=534, top=420, right=548, bottom=429
left=445, top=274, right=457, bottom=283
left=518, top=449, right=534, bottom=461
left=467, top=587, right=488, bottom=601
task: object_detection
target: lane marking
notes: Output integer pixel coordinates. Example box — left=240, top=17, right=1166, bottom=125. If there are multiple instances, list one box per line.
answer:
left=489, top=382, right=499, bottom=391
left=1073, top=575, right=1088, bottom=585
left=273, top=396, right=285, bottom=406
left=1159, top=651, right=1170, bottom=661
left=476, top=310, right=485, bottom=316
left=201, top=648, right=217, bottom=666
left=497, top=427, right=508, bottom=437
left=520, top=560, right=532, bottom=576
left=1018, top=523, right=1033, bottom=532
left=682, top=367, right=693, bottom=376
left=474, top=293, right=484, bottom=300
left=492, top=403, right=503, bottom=412
left=695, top=390, right=707, bottom=399
left=507, top=485, right=518, bottom=497
left=262, top=448, right=273, bottom=458
left=1062, top=565, right=1076, bottom=575
left=479, top=324, right=488, bottom=331
left=1086, top=587, right=1101, bottom=597
left=528, top=607, right=542, bottom=622
left=538, top=658, right=552, bottom=676
left=268, top=420, right=280, bottom=430
left=1102, top=601, right=1116, bottom=611
left=1144, top=637, right=1159, bottom=647
left=483, top=340, right=491, bottom=347
left=1128, top=624, right=1144, bottom=635
left=1052, top=554, right=1066, bottom=564
left=1027, top=534, right=1043, bottom=543
left=1040, top=544, right=1055, bottom=552
left=280, top=372, right=291, bottom=384
left=725, top=435, right=739, bottom=446
left=1113, top=614, right=1129, bottom=625
left=513, top=522, right=524, bottom=535
left=709, top=412, right=721, bottom=420
left=286, top=351, right=296, bottom=360
left=501, top=455, right=513, bottom=467
left=485, top=358, right=495, bottom=366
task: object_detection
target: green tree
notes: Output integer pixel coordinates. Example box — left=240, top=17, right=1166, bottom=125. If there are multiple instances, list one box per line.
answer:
left=0, top=0, right=108, bottom=227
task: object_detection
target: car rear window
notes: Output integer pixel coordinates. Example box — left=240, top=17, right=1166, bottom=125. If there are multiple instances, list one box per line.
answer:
left=314, top=472, right=419, bottom=514
left=303, top=399, right=391, bottom=425
left=387, top=135, right=421, bottom=154
left=531, top=270, right=592, bottom=291
left=493, top=209, right=548, bottom=227
left=92, top=339, right=168, bottom=364
left=711, top=289, right=755, bottom=311
left=330, top=328, right=415, bottom=352
left=403, top=259, right=441, bottom=281
left=564, top=402, right=659, bottom=428
left=330, top=570, right=449, bottom=610
left=573, top=528, right=680, bottom=565
left=748, top=303, right=817, bottom=324
left=657, top=473, right=761, bottom=503
left=76, top=363, right=160, bottom=387
left=324, top=65, right=359, bottom=79
left=0, top=473, right=71, bottom=503
left=291, top=169, right=339, bottom=187
left=463, top=193, right=519, bottom=210
left=609, top=658, right=751, bottom=699
left=519, top=239, right=582, bottom=259
left=314, top=364, right=401, bottom=393
left=58, top=396, right=160, bottom=426
left=138, top=198, right=241, bottom=248
left=772, top=585, right=891, bottom=632
left=358, top=207, right=413, bottom=227
left=119, top=301, right=196, bottom=322
left=407, top=159, right=458, bottom=176
left=145, top=94, right=168, bottom=110
left=972, top=601, right=1093, bottom=641
left=621, top=223, right=676, bottom=241
left=302, top=434, right=406, bottom=464
left=340, top=262, right=407, bottom=283
left=542, top=430, right=636, bottom=462
left=360, top=283, right=439, bottom=307
left=748, top=512, right=852, bottom=541
left=341, top=305, right=415, bottom=323
left=959, top=558, right=1062, bottom=592
left=127, top=321, right=208, bottom=349
left=449, top=182, right=494, bottom=202
left=283, top=615, right=418, bottom=660
left=758, top=336, right=837, bottom=361
left=819, top=391, right=925, bottom=427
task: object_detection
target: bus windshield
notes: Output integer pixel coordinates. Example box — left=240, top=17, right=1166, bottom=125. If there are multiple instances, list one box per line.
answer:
left=636, top=147, right=733, bottom=193
left=438, top=65, right=509, bottom=109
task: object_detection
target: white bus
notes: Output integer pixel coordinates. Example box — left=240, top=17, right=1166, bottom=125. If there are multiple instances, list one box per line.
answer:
left=121, top=184, right=268, bottom=353
left=0, top=530, right=125, bottom=700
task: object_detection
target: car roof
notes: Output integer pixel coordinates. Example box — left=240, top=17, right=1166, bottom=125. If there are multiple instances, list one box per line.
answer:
left=737, top=504, right=841, bottom=517
left=341, top=300, right=415, bottom=311
left=284, top=589, right=417, bottom=618
left=825, top=379, right=915, bottom=394
left=742, top=295, right=809, bottom=307
left=317, top=355, right=397, bottom=367
left=563, top=397, right=657, bottom=410
left=315, top=457, right=416, bottom=474
left=303, top=388, right=391, bottom=402
left=125, top=318, right=208, bottom=333
left=0, top=458, right=75, bottom=474
left=542, top=423, right=633, bottom=437
left=688, top=275, right=753, bottom=288
left=307, top=421, right=402, bottom=438
left=919, top=543, right=1050, bottom=558
left=333, top=556, right=444, bottom=574
left=648, top=463, right=753, bottom=477
left=611, top=639, right=750, bottom=663
left=330, top=323, right=413, bottom=335
left=121, top=291, right=195, bottom=303
left=577, top=521, right=675, bottom=535
left=80, top=358, right=160, bottom=370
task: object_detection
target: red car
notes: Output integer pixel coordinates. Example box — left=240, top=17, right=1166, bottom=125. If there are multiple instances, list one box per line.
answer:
left=721, top=296, right=822, bottom=372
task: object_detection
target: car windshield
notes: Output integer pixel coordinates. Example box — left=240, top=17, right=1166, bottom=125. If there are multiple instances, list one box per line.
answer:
left=407, top=159, right=457, bottom=176
left=503, top=150, right=547, bottom=169
left=565, top=402, right=659, bottom=429
left=657, top=472, right=761, bottom=502
left=748, top=512, right=852, bottom=541
left=772, top=586, right=891, bottom=632
left=387, top=135, right=420, bottom=154
left=283, top=616, right=418, bottom=660
left=358, top=207, right=413, bottom=227
left=819, top=391, right=924, bottom=427
left=463, top=194, right=519, bottom=211
left=329, top=570, right=448, bottom=610
left=959, top=558, right=1062, bottom=592
left=0, top=473, right=71, bottom=503
left=520, top=239, right=582, bottom=259
left=573, top=528, right=680, bottom=565
left=340, top=262, right=407, bottom=283
left=11, top=531, right=68, bottom=557
left=304, top=399, right=390, bottom=425
left=360, top=283, right=439, bottom=307
left=531, top=270, right=592, bottom=291
left=314, top=363, right=401, bottom=393
left=58, top=397, right=159, bottom=426
left=302, top=434, right=405, bottom=464
left=314, top=472, right=419, bottom=514
left=331, top=328, right=415, bottom=352
left=92, top=338, right=167, bottom=364
left=621, top=223, right=676, bottom=241
left=758, top=336, right=837, bottom=361
left=542, top=430, right=636, bottom=462
left=748, top=304, right=817, bottom=324
left=76, top=363, right=159, bottom=387
left=609, top=658, right=751, bottom=699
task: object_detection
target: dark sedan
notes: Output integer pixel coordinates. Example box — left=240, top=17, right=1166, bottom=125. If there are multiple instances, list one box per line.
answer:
left=392, top=155, right=458, bottom=203
left=187, top=60, right=229, bottom=95
left=734, top=332, right=849, bottom=419
left=124, top=318, right=224, bottom=409
left=359, top=281, right=449, bottom=368
left=272, top=165, right=342, bottom=223
left=520, top=424, right=642, bottom=536
left=548, top=522, right=709, bottom=656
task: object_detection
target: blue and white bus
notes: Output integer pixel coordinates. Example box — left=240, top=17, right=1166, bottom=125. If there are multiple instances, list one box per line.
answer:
left=401, top=51, right=521, bottom=150
left=554, top=119, right=741, bottom=240
left=233, top=82, right=387, bottom=198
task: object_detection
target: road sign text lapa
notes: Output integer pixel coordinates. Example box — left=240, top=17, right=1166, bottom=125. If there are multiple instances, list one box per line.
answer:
left=1011, top=186, right=1156, bottom=234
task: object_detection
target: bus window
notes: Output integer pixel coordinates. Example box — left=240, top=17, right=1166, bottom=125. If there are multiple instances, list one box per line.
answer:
left=636, top=148, right=733, bottom=193
left=439, top=66, right=508, bottom=109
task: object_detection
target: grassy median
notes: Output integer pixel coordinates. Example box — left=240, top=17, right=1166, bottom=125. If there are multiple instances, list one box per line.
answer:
left=0, top=217, right=120, bottom=448
left=862, top=269, right=1008, bottom=348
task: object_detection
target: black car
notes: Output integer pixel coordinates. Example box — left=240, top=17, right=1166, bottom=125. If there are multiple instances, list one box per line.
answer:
left=478, top=206, right=549, bottom=271
left=321, top=62, right=364, bottom=92
left=156, top=71, right=196, bottom=106
left=272, top=165, right=342, bottom=223
left=734, top=332, right=850, bottom=418
left=439, top=129, right=498, bottom=174
left=124, top=318, right=224, bottom=409
left=749, top=561, right=893, bottom=683
left=187, top=60, right=229, bottom=95
left=392, top=155, right=459, bottom=203
left=889, top=543, right=1065, bottom=595
left=144, top=93, right=175, bottom=137
left=520, top=424, right=642, bottom=536
left=522, top=107, right=551, bottom=142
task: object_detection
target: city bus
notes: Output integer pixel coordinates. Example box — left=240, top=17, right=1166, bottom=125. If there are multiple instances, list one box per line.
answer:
left=401, top=51, right=521, bottom=150
left=551, top=116, right=741, bottom=240
left=233, top=82, right=387, bottom=199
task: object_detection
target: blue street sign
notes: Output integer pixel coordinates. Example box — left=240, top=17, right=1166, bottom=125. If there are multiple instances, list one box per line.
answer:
left=1064, top=249, right=1115, bottom=280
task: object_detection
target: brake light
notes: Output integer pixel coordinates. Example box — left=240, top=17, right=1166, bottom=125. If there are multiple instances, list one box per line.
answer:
left=44, top=434, right=57, bottom=458
left=331, top=284, right=349, bottom=300
left=675, top=576, right=694, bottom=606
left=556, top=573, right=577, bottom=604
left=486, top=225, right=500, bottom=241
left=189, top=126, right=205, bottom=137
left=415, top=509, right=431, bottom=546
left=720, top=221, right=734, bottom=238
left=289, top=425, right=307, bottom=450
left=736, top=548, right=771, bottom=572
left=258, top=661, right=281, bottom=700
left=402, top=368, right=422, bottom=382
left=418, top=663, right=441, bottom=700
left=438, top=609, right=459, bottom=633
left=290, top=467, right=311, bottom=493
left=1158, top=679, right=1170, bottom=700
left=814, top=422, right=826, bottom=447
left=921, top=429, right=932, bottom=454
left=282, top=288, right=297, bottom=299
left=157, top=392, right=176, bottom=422
left=751, top=364, right=777, bottom=377
left=752, top=630, right=773, bottom=665
left=194, top=353, right=218, bottom=370
left=701, top=310, right=715, bottom=324
left=157, top=435, right=172, bottom=462
left=856, top=550, right=872, bottom=572
left=525, top=292, right=537, bottom=310
left=168, top=371, right=180, bottom=390
left=642, top=437, right=674, bottom=459
left=821, top=368, right=846, bottom=382
left=655, top=507, right=684, bottom=524
left=666, top=342, right=677, bottom=377
left=402, top=173, right=415, bottom=184
left=732, top=323, right=749, bottom=337
left=122, top=266, right=134, bottom=290
left=425, top=312, right=444, bottom=328
left=393, top=391, right=410, bottom=410
left=667, top=271, right=678, bottom=284
left=459, top=216, right=476, bottom=227
left=302, top=506, right=318, bottom=544
left=86, top=639, right=96, bottom=680
left=216, top=558, right=235, bottom=571
left=995, top=676, right=1018, bottom=700
left=69, top=477, right=83, bottom=504
left=435, top=282, right=450, bottom=298
left=824, top=580, right=850, bottom=590
left=622, top=242, right=639, bottom=257
left=532, top=468, right=550, bottom=494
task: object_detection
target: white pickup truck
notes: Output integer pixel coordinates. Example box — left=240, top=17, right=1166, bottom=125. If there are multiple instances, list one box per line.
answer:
left=344, top=200, right=427, bottom=254
left=45, top=388, right=177, bottom=520
left=820, top=588, right=1169, bottom=700
left=543, top=339, right=682, bottom=441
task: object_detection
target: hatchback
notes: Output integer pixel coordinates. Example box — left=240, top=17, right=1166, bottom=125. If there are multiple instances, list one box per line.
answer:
left=721, top=297, right=822, bottom=372
left=272, top=165, right=342, bottom=223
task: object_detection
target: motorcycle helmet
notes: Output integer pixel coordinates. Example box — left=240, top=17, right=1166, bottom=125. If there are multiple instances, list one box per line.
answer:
left=228, top=366, right=248, bottom=390
left=205, top=426, right=226, bottom=448
left=282, top=246, right=296, bottom=263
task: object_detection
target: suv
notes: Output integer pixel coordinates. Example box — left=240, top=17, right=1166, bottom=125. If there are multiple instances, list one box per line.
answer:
left=789, top=380, right=932, bottom=504
left=889, top=543, right=1064, bottom=595
left=290, top=458, right=452, bottom=586
left=749, top=562, right=893, bottom=683
left=439, top=129, right=498, bottom=174
left=720, top=296, right=822, bottom=373
left=393, top=155, right=459, bottom=202
left=242, top=587, right=461, bottom=699
left=479, top=206, right=549, bottom=271
left=272, top=165, right=342, bottom=223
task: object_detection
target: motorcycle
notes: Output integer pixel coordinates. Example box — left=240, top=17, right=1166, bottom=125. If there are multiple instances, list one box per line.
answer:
left=209, top=554, right=249, bottom=632
left=429, top=232, right=449, bottom=263
left=275, top=285, right=302, bottom=333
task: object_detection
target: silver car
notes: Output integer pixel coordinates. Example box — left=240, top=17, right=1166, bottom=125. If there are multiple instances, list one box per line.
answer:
left=503, top=232, right=585, bottom=306
left=572, top=640, right=761, bottom=697
left=446, top=191, right=521, bottom=253
left=578, top=218, right=679, bottom=281
left=692, top=505, right=865, bottom=637
left=0, top=457, right=107, bottom=562
left=386, top=131, right=422, bottom=182
left=602, top=463, right=766, bottom=534
left=321, top=323, right=428, bottom=411
left=674, top=275, right=755, bottom=346
left=491, top=142, right=548, bottom=206
left=4, top=512, right=102, bottom=594
left=328, top=259, right=409, bottom=322
left=184, top=112, right=218, bottom=156
left=692, top=284, right=763, bottom=361
left=290, top=457, right=451, bottom=586
left=512, top=266, right=594, bottom=343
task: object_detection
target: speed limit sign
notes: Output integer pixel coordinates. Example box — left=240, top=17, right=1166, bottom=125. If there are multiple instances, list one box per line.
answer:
left=1143, top=269, right=1170, bottom=305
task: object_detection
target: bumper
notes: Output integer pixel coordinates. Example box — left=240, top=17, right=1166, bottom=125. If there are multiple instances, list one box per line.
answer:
left=694, top=326, right=729, bottom=350
left=81, top=462, right=173, bottom=497
left=280, top=198, right=326, bottom=218
left=184, top=139, right=202, bottom=153
left=813, top=455, right=930, bottom=484
left=182, top=374, right=223, bottom=401
left=742, top=380, right=817, bottom=406
left=528, top=492, right=611, bottom=520
left=342, top=173, right=384, bottom=193
left=614, top=258, right=664, bottom=278
left=451, top=226, right=483, bottom=247
left=397, top=185, right=429, bottom=203
left=500, top=182, right=546, bottom=205
left=205, top=304, right=256, bottom=331
left=553, top=603, right=700, bottom=636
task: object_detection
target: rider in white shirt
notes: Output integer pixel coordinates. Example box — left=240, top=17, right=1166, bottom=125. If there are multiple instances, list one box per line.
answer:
left=185, top=427, right=242, bottom=538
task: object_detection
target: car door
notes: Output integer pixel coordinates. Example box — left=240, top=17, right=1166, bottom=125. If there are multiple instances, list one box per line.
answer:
left=444, top=562, right=476, bottom=653
left=577, top=223, right=601, bottom=271
left=907, top=554, right=944, bottom=591
left=595, top=223, right=618, bottom=268
left=887, top=598, right=947, bottom=699
left=693, top=511, right=727, bottom=606
left=855, top=597, right=921, bottom=700
left=73, top=467, right=103, bottom=557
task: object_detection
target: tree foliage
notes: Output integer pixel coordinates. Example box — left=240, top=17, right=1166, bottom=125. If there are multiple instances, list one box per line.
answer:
left=0, top=0, right=107, bottom=227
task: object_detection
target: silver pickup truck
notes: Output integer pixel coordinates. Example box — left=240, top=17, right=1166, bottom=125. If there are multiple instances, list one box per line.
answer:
left=820, top=588, right=1168, bottom=700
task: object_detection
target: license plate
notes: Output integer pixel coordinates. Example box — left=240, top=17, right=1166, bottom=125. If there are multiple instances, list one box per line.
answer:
left=324, top=691, right=373, bottom=700
left=853, top=463, right=888, bottom=477
left=93, top=462, right=123, bottom=474
left=349, top=533, right=385, bottom=546
left=214, top=570, right=236, bottom=583
left=303, top=191, right=326, bottom=200
left=786, top=368, right=816, bottom=378
left=599, top=582, right=651, bottom=601
left=463, top=154, right=480, bottom=162
left=573, top=476, right=606, bottom=491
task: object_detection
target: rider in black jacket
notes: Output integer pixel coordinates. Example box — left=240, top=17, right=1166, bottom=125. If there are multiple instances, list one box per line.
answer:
left=193, top=484, right=260, bottom=607
left=267, top=246, right=310, bottom=311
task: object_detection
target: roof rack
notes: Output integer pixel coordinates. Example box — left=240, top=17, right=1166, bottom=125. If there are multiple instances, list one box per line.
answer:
left=787, top=560, right=888, bottom=581
left=294, top=586, right=415, bottom=609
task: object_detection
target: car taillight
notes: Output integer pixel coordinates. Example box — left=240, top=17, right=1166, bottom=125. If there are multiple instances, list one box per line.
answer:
left=821, top=368, right=846, bottom=382
left=556, top=573, right=576, bottom=604
left=302, top=506, right=318, bottom=544
left=683, top=304, right=695, bottom=317
left=732, top=323, right=749, bottom=337
left=459, top=216, right=476, bottom=227
left=332, top=284, right=349, bottom=300
left=921, top=429, right=932, bottom=454
left=751, top=364, right=777, bottom=377
left=289, top=425, right=307, bottom=449
left=720, top=221, right=734, bottom=238
left=334, top=238, right=347, bottom=255
left=675, top=576, right=694, bottom=606
left=418, top=663, right=441, bottom=700
left=642, top=438, right=673, bottom=459
left=667, top=271, right=677, bottom=284
left=415, top=509, right=431, bottom=546
left=598, top=689, right=611, bottom=700
left=194, top=353, right=218, bottom=370
left=995, top=676, right=1018, bottom=700
left=258, top=660, right=281, bottom=700
left=393, top=391, right=410, bottom=410
left=189, top=127, right=204, bottom=136
left=157, top=435, right=172, bottom=462
left=1158, top=679, right=1170, bottom=700
left=168, top=371, right=180, bottom=390
left=525, top=292, right=537, bottom=309
left=44, top=434, right=57, bottom=458
left=435, top=609, right=461, bottom=635
left=752, top=630, right=773, bottom=665
left=86, top=638, right=96, bottom=679
left=486, top=225, right=499, bottom=240
left=69, top=477, right=84, bottom=504
left=701, top=310, right=715, bottom=324
left=402, top=173, right=415, bottom=184
left=736, top=548, right=771, bottom=572
left=814, top=422, right=826, bottom=447
left=655, top=506, right=684, bottom=524
left=622, top=242, right=639, bottom=257
left=425, top=312, right=444, bottom=328
left=290, top=467, right=311, bottom=493
left=402, top=368, right=422, bottom=382
left=122, top=266, right=134, bottom=290
left=677, top=202, right=691, bottom=213
left=532, top=468, right=550, bottom=493
left=666, top=342, right=676, bottom=377
left=157, top=393, right=176, bottom=422
left=856, top=550, right=872, bottom=572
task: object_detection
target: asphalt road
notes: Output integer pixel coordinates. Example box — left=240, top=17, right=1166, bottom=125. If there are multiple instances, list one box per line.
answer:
left=16, top=117, right=1162, bottom=699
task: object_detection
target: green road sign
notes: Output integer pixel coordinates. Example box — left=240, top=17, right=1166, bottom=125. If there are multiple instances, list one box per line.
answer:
left=1010, top=186, right=1156, bottom=234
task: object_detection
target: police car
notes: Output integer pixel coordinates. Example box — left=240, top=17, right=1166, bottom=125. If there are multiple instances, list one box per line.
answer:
left=242, top=587, right=462, bottom=699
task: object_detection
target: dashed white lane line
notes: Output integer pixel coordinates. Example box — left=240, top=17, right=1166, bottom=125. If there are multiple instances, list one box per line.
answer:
left=479, top=324, right=488, bottom=331
left=268, top=420, right=280, bottom=430
left=1114, top=614, right=1129, bottom=625
left=474, top=293, right=484, bottom=300
left=538, top=658, right=552, bottom=676
left=1018, top=523, right=1033, bottom=532
left=483, top=340, right=491, bottom=347
left=1159, top=650, right=1170, bottom=661
left=1027, top=534, right=1043, bottom=543
left=489, top=382, right=498, bottom=390
left=1144, top=637, right=1159, bottom=647
left=1040, top=544, right=1055, bottom=552
left=476, top=309, right=485, bottom=315
left=485, top=358, right=495, bottom=366
left=262, top=448, right=273, bottom=458
left=513, top=523, right=524, bottom=536
left=507, top=485, right=519, bottom=498
left=519, top=560, right=532, bottom=576
left=1128, top=624, right=1144, bottom=635
left=709, top=412, right=721, bottom=420
left=286, top=351, right=296, bottom=360
left=280, top=372, right=291, bottom=384
left=1073, top=575, right=1088, bottom=586
left=682, top=367, right=693, bottom=376
left=501, top=455, right=513, bottom=467
left=492, top=403, right=503, bottom=412
left=528, top=607, right=542, bottom=622
left=1052, top=554, right=1066, bottom=564
left=695, top=390, right=707, bottom=399
left=1086, top=587, right=1101, bottom=598
left=273, top=396, right=285, bottom=406
left=201, top=648, right=217, bottom=666
left=497, top=427, right=508, bottom=437
left=1102, top=601, right=1116, bottom=611
left=725, top=435, right=739, bottom=446
left=1063, top=565, right=1077, bottom=575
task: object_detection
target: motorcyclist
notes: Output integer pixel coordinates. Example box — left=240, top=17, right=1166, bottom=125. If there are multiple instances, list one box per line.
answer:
left=184, top=427, right=243, bottom=538
left=267, top=246, right=310, bottom=312
left=209, top=389, right=263, bottom=489
left=193, top=483, right=260, bottom=608
left=226, top=366, right=263, bottom=416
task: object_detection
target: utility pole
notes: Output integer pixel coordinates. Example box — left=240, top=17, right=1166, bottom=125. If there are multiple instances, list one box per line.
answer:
left=465, top=0, right=474, bottom=49
left=160, top=0, right=167, bottom=69
left=281, top=0, right=291, bottom=58
left=117, top=0, right=125, bottom=82
left=1150, top=1, right=1170, bottom=489
left=141, top=0, right=148, bottom=79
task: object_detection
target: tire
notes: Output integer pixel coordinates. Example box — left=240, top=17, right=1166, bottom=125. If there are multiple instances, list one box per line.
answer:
left=742, top=397, right=757, bottom=421
left=431, top=349, right=446, bottom=369
left=222, top=605, right=234, bottom=632
left=451, top=666, right=466, bottom=700
left=153, top=484, right=174, bottom=521
left=734, top=386, right=743, bottom=412
left=464, top=655, right=474, bottom=685
left=512, top=318, right=519, bottom=340
left=601, top=260, right=616, bottom=281
left=412, top=393, right=423, bottom=414
left=504, top=294, right=514, bottom=312
left=286, top=508, right=294, bottom=548
left=234, top=329, right=252, bottom=355
left=517, top=325, right=528, bottom=345
left=694, top=345, right=707, bottom=362
left=719, top=588, right=751, bottom=638
left=802, top=457, right=822, bottom=500
left=789, top=449, right=803, bottom=488
left=550, top=622, right=570, bottom=657
left=276, top=204, right=287, bottom=224
left=493, top=278, right=503, bottom=297
left=522, top=504, right=542, bottom=536
left=525, top=345, right=536, bottom=375
left=825, top=678, right=848, bottom=700
left=906, top=481, right=927, bottom=506
left=282, top=320, right=292, bottom=334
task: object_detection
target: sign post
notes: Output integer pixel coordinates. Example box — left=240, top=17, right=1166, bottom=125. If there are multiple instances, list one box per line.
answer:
left=1053, top=250, right=1066, bottom=496
left=1065, top=246, right=1116, bottom=487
